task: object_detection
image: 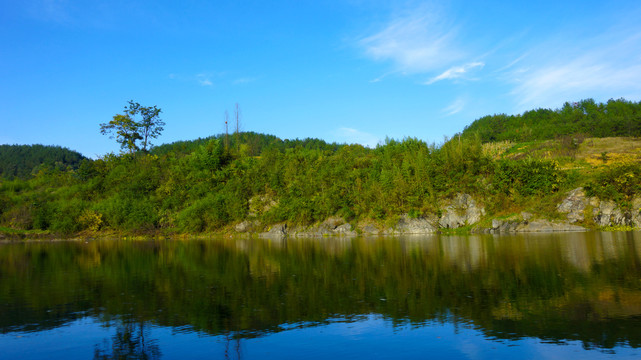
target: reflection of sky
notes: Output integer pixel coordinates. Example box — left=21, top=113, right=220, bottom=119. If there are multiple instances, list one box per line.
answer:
left=2, top=315, right=639, bottom=359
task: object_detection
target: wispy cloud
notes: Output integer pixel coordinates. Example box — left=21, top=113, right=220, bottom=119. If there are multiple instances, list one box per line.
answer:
left=425, top=62, right=484, bottom=85
left=169, top=72, right=224, bottom=87
left=359, top=6, right=462, bottom=74
left=442, top=98, right=465, bottom=116
left=508, top=30, right=641, bottom=111
left=335, top=127, right=380, bottom=148
left=233, top=77, right=257, bottom=85
left=196, top=73, right=213, bottom=86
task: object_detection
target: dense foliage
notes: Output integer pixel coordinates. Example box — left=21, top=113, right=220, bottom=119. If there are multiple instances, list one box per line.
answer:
left=462, top=98, right=641, bottom=142
left=151, top=131, right=342, bottom=158
left=2, top=98, right=641, bottom=235
left=0, top=132, right=571, bottom=234
left=0, top=144, right=86, bottom=180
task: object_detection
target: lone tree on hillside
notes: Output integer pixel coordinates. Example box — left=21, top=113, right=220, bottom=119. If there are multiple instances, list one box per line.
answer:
left=100, top=100, right=165, bottom=153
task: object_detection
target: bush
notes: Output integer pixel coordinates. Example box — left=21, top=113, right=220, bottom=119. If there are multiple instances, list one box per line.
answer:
left=176, top=193, right=230, bottom=232
left=494, top=158, right=561, bottom=197
left=586, top=163, right=641, bottom=201
left=95, top=195, right=158, bottom=230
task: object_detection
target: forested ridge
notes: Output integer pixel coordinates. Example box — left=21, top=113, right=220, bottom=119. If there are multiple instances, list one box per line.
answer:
left=0, top=144, right=86, bottom=180
left=461, top=98, right=641, bottom=142
left=1, top=98, right=641, bottom=236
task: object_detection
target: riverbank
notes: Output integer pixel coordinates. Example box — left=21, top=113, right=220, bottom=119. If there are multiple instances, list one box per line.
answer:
left=2, top=130, right=641, bottom=238
left=3, top=187, right=640, bottom=242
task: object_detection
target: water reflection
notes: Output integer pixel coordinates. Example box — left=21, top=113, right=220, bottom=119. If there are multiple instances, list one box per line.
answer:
left=94, top=321, right=161, bottom=360
left=0, top=232, right=640, bottom=357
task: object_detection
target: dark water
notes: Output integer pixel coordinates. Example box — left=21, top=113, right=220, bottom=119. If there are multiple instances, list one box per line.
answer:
left=1, top=232, right=641, bottom=359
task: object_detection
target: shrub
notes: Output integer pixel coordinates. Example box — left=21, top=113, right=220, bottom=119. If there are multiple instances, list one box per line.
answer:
left=494, top=158, right=561, bottom=197
left=586, top=163, right=641, bottom=201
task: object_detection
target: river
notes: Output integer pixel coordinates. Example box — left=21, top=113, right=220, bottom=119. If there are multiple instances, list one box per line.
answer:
left=1, top=232, right=640, bottom=359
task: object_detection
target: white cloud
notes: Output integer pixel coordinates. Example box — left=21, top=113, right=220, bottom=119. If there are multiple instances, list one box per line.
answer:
left=442, top=98, right=465, bottom=116
left=335, top=127, right=380, bottom=148
left=509, top=30, right=641, bottom=111
left=425, top=62, right=484, bottom=85
left=196, top=73, right=213, bottom=86
left=359, top=6, right=462, bottom=74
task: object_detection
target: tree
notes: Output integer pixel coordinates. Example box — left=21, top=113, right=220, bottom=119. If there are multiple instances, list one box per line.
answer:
left=100, top=101, right=164, bottom=153
left=126, top=101, right=164, bottom=152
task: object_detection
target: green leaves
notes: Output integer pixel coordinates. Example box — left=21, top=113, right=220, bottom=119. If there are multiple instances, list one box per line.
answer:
left=462, top=98, right=641, bottom=143
left=494, top=158, right=561, bottom=197
left=100, top=101, right=164, bottom=154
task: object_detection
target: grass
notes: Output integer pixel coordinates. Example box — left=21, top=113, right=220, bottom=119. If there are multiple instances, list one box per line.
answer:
left=498, top=137, right=641, bottom=171
left=601, top=225, right=638, bottom=231
left=0, top=226, right=51, bottom=241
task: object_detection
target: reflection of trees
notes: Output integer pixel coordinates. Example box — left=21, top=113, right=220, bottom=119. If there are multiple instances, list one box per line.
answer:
left=94, top=321, right=161, bottom=360
left=1, top=233, right=641, bottom=351
left=224, top=335, right=242, bottom=360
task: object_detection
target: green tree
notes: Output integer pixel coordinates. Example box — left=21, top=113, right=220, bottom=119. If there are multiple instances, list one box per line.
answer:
left=125, top=101, right=164, bottom=152
left=100, top=114, right=142, bottom=153
left=100, top=101, right=164, bottom=153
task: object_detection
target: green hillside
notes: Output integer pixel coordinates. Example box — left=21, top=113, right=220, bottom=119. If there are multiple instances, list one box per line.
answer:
left=1, top=99, right=641, bottom=236
left=461, top=98, right=641, bottom=142
left=0, top=144, right=87, bottom=180
left=151, top=131, right=342, bottom=157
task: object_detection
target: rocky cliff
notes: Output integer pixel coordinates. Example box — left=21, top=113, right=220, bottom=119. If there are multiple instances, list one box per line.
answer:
left=233, top=190, right=640, bottom=237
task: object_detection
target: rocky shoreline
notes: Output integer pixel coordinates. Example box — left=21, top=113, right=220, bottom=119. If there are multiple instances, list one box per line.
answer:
left=3, top=188, right=638, bottom=241
left=231, top=188, right=641, bottom=238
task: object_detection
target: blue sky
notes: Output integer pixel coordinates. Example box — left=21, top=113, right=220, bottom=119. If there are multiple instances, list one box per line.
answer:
left=2, top=0, right=641, bottom=157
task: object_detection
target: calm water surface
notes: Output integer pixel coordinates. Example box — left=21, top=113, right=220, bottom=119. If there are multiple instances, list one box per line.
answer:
left=1, top=232, right=641, bottom=359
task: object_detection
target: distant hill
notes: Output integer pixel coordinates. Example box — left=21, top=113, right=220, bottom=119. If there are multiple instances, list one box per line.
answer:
left=152, top=131, right=343, bottom=157
left=461, top=98, right=641, bottom=143
left=0, top=144, right=86, bottom=179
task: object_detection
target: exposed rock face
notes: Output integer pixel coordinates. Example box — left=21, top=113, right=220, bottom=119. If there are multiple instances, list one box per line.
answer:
left=386, top=214, right=438, bottom=234
left=291, top=217, right=357, bottom=237
left=632, top=197, right=641, bottom=227
left=557, top=187, right=589, bottom=223
left=359, top=223, right=380, bottom=235
left=487, top=216, right=586, bottom=233
left=260, top=223, right=287, bottom=237
left=593, top=200, right=627, bottom=227
left=490, top=218, right=520, bottom=233
left=301, top=217, right=356, bottom=236
left=516, top=219, right=585, bottom=232
left=334, top=223, right=355, bottom=234
left=234, top=220, right=262, bottom=233
left=556, top=187, right=641, bottom=228
left=439, top=193, right=485, bottom=228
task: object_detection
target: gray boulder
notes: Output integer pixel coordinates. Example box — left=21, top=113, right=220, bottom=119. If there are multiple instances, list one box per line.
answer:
left=515, top=219, right=586, bottom=232
left=294, top=217, right=357, bottom=237
left=487, top=212, right=586, bottom=233
left=387, top=214, right=438, bottom=234
left=439, top=193, right=485, bottom=228
left=260, top=223, right=287, bottom=237
left=557, top=187, right=589, bottom=223
left=631, top=197, right=641, bottom=227
left=234, top=220, right=262, bottom=233
left=594, top=200, right=628, bottom=227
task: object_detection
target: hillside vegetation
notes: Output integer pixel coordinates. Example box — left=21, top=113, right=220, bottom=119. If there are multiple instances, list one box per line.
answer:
left=0, top=144, right=86, bottom=180
left=462, top=98, right=641, bottom=142
left=1, top=98, right=640, bottom=236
